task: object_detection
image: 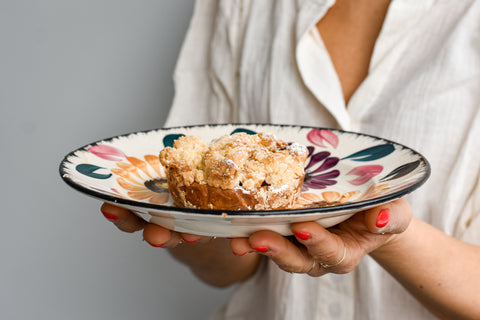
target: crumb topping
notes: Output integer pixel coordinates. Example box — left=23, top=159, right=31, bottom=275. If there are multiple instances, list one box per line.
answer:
left=159, top=132, right=307, bottom=191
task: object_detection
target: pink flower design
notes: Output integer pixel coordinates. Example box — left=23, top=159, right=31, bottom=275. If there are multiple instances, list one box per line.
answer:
left=88, top=145, right=127, bottom=161
left=347, top=165, right=383, bottom=185
left=307, top=129, right=339, bottom=149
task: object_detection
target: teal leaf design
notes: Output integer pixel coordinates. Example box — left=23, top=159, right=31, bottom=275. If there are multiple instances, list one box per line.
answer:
left=342, top=144, right=395, bottom=162
left=163, top=134, right=185, bottom=147
left=230, top=128, right=257, bottom=135
left=380, top=160, right=420, bottom=182
left=75, top=164, right=112, bottom=179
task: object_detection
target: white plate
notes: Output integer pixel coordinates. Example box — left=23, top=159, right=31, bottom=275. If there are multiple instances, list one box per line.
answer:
left=59, top=124, right=430, bottom=237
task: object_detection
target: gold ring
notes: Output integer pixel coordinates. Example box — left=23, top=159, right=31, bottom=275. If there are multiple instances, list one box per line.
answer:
left=320, top=245, right=347, bottom=269
left=307, top=259, right=317, bottom=274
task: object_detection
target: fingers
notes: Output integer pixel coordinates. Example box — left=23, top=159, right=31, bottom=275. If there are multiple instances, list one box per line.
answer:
left=100, top=202, right=147, bottom=233
left=231, top=198, right=413, bottom=277
left=232, top=228, right=352, bottom=276
left=143, top=223, right=182, bottom=248
left=231, top=229, right=352, bottom=276
left=231, top=231, right=318, bottom=274
left=101, top=203, right=211, bottom=249
left=143, top=224, right=209, bottom=248
left=101, top=199, right=412, bottom=277
left=292, top=222, right=355, bottom=275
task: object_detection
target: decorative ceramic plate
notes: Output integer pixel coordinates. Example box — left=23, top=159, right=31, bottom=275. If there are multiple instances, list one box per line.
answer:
left=59, top=124, right=430, bottom=237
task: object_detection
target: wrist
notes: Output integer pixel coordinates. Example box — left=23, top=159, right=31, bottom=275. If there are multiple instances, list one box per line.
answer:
left=370, top=217, right=417, bottom=259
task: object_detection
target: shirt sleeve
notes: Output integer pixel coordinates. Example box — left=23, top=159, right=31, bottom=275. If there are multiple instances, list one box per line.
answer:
left=165, top=0, right=250, bottom=127
left=164, top=0, right=218, bottom=127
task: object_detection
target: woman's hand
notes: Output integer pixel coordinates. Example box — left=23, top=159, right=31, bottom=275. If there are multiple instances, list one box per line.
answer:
left=101, top=199, right=480, bottom=318
left=101, top=198, right=412, bottom=279
left=230, top=197, right=412, bottom=276
left=100, top=202, right=261, bottom=287
left=100, top=202, right=202, bottom=247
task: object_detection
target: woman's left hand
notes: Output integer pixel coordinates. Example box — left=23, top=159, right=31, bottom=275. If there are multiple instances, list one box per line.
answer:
left=230, top=197, right=412, bottom=276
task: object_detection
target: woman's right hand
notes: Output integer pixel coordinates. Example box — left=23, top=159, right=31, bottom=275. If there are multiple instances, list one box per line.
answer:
left=100, top=202, right=262, bottom=287
left=100, top=202, right=205, bottom=247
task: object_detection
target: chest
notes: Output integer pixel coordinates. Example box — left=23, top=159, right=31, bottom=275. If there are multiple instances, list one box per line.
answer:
left=315, top=0, right=391, bottom=104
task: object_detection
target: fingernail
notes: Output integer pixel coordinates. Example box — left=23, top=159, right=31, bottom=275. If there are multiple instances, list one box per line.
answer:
left=182, top=238, right=198, bottom=244
left=102, top=212, right=118, bottom=221
left=147, top=241, right=165, bottom=248
left=252, top=246, right=269, bottom=253
left=294, top=231, right=310, bottom=240
left=376, top=209, right=390, bottom=228
left=234, top=252, right=247, bottom=257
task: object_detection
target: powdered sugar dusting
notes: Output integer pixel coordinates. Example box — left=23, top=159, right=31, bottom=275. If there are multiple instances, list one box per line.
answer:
left=223, top=158, right=239, bottom=169
left=268, top=184, right=289, bottom=193
left=288, top=142, right=308, bottom=155
left=234, top=186, right=251, bottom=194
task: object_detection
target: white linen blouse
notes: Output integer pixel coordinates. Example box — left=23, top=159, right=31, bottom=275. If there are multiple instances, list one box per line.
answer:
left=164, top=0, right=480, bottom=319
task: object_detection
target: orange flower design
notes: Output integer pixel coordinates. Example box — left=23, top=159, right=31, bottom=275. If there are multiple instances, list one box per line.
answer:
left=296, top=182, right=392, bottom=209
left=362, top=183, right=390, bottom=199
left=111, top=155, right=170, bottom=205
left=296, top=190, right=361, bottom=208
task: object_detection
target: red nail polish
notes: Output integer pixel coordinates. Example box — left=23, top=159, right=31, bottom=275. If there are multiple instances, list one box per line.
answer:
left=252, top=246, right=269, bottom=253
left=147, top=241, right=165, bottom=248
left=294, top=231, right=310, bottom=240
left=182, top=238, right=198, bottom=244
left=376, top=209, right=390, bottom=228
left=234, top=252, right=247, bottom=257
left=102, top=212, right=118, bottom=221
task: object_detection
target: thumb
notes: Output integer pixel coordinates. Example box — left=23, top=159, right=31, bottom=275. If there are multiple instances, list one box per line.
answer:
left=364, top=198, right=412, bottom=234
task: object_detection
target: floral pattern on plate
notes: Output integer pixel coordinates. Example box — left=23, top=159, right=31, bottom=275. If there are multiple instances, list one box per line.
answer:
left=59, top=124, right=430, bottom=237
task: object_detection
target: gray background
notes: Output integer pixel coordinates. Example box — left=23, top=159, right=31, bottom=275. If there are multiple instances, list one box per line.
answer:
left=1, top=1, right=234, bottom=319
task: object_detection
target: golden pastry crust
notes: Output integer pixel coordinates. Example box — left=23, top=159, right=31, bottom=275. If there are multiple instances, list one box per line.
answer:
left=159, top=132, right=308, bottom=210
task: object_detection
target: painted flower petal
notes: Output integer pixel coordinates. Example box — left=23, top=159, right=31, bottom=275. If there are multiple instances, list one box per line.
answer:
left=309, top=170, right=340, bottom=181
left=369, top=184, right=390, bottom=198
left=88, top=145, right=127, bottom=161
left=303, top=169, right=340, bottom=190
left=299, top=192, right=322, bottom=202
left=128, top=157, right=154, bottom=180
left=115, top=162, right=143, bottom=181
left=116, top=177, right=144, bottom=191
left=296, top=192, right=326, bottom=207
left=230, top=128, right=257, bottom=135
left=75, top=164, right=112, bottom=179
left=360, top=183, right=390, bottom=199
left=347, top=165, right=383, bottom=186
left=144, top=155, right=163, bottom=177
left=342, top=144, right=395, bottom=162
left=163, top=134, right=185, bottom=148
left=380, top=160, right=420, bottom=182
left=307, top=129, right=339, bottom=148
left=303, top=177, right=338, bottom=189
left=305, top=151, right=330, bottom=170
left=128, top=190, right=155, bottom=200
left=295, top=198, right=313, bottom=206
left=149, top=192, right=170, bottom=205
left=309, top=157, right=339, bottom=174
left=339, top=191, right=361, bottom=202
left=307, top=146, right=315, bottom=157
left=322, top=191, right=341, bottom=203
